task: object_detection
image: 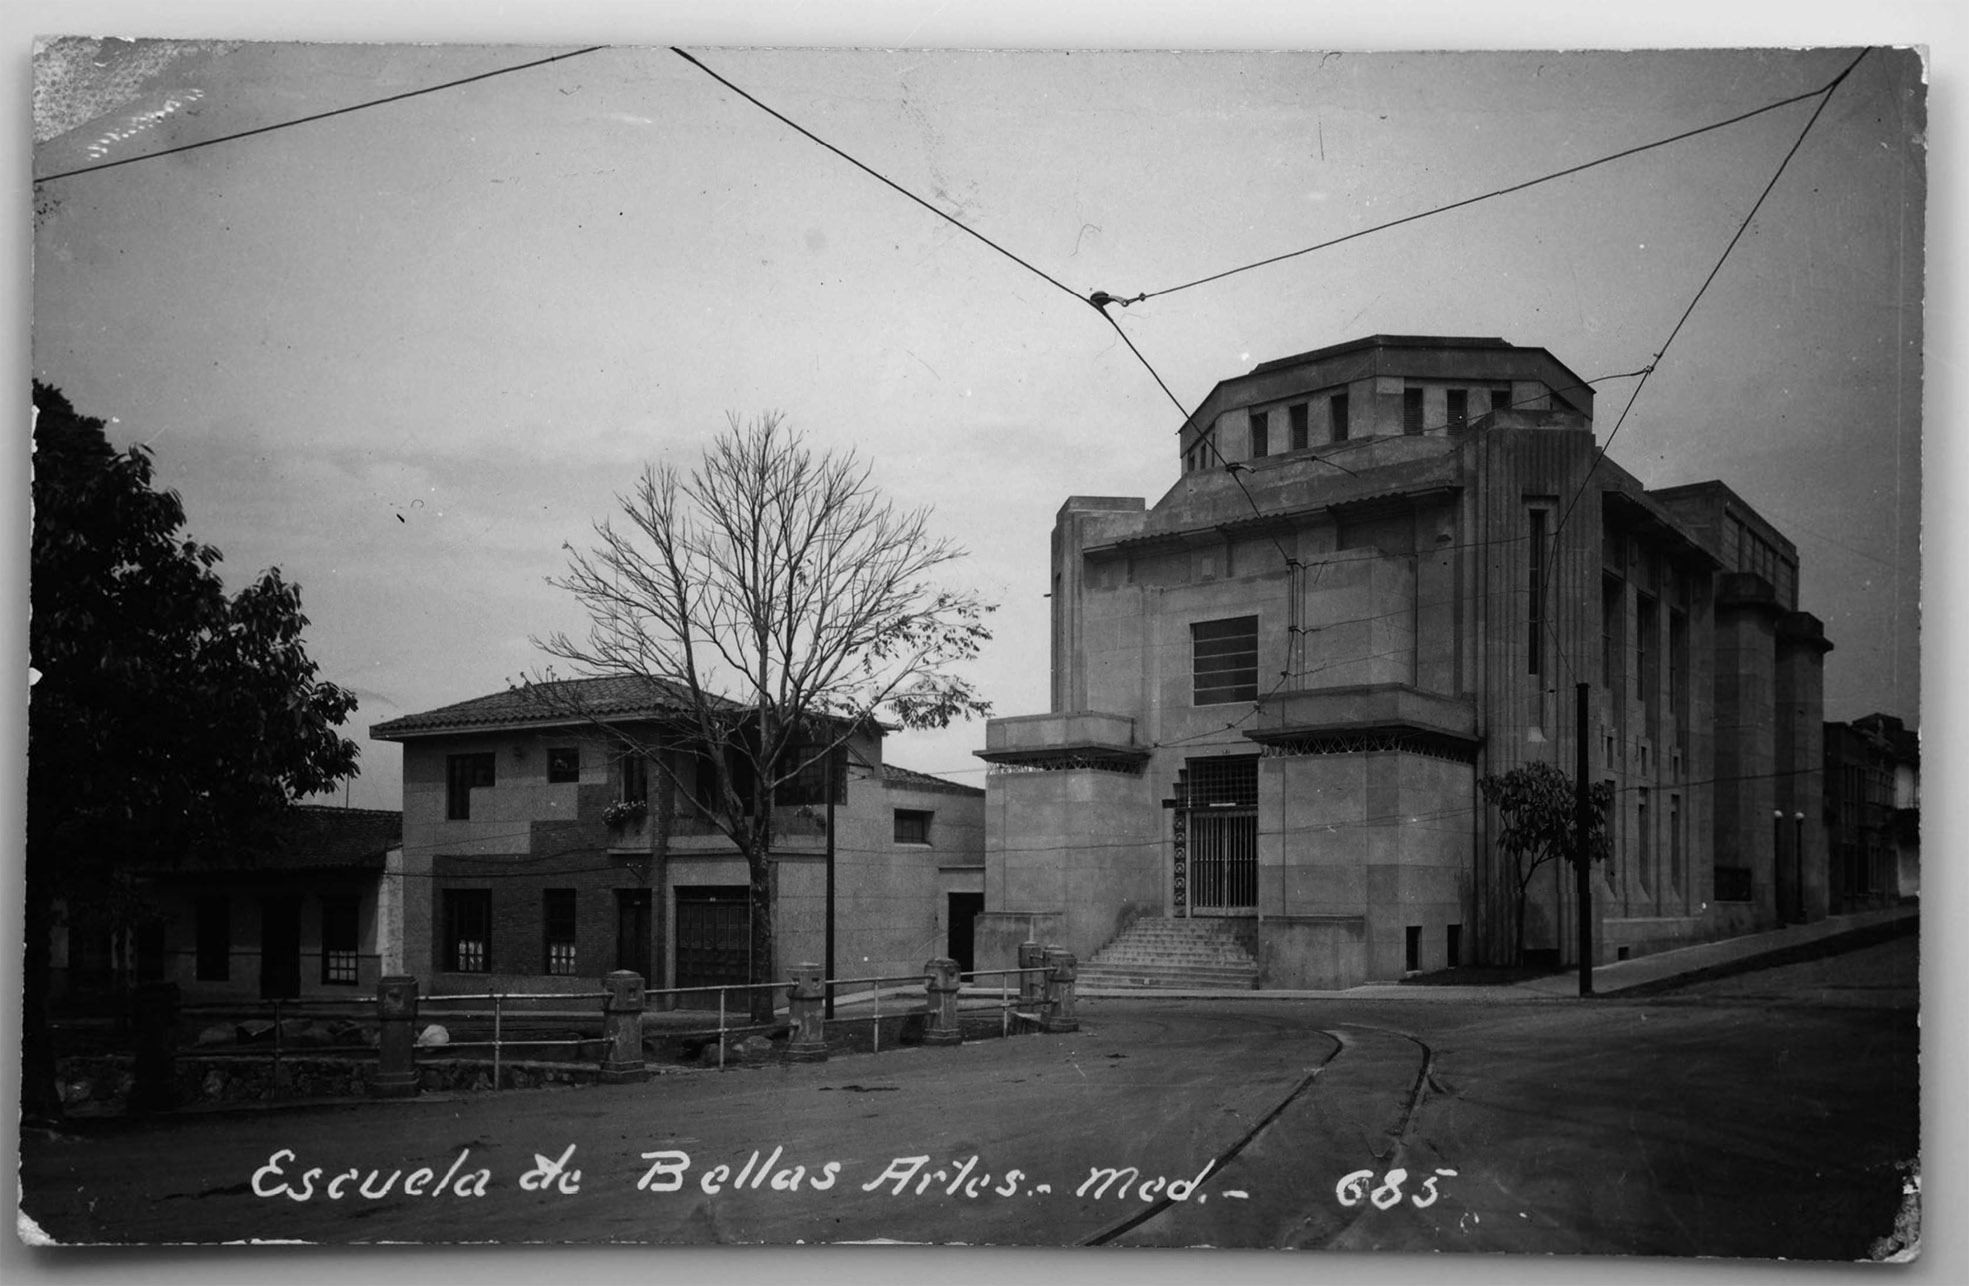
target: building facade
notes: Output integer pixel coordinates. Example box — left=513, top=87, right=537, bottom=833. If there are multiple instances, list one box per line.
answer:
left=976, top=335, right=1832, bottom=988
left=371, top=677, right=985, bottom=999
left=1823, top=712, right=1920, bottom=910
left=56, top=805, right=404, bottom=1004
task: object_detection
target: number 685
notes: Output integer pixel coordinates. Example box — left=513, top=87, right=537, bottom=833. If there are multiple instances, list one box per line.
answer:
left=1334, top=1167, right=1457, bottom=1210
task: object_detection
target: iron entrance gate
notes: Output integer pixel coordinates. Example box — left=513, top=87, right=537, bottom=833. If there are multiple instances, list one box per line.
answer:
left=1182, top=756, right=1259, bottom=915
left=1188, top=811, right=1258, bottom=912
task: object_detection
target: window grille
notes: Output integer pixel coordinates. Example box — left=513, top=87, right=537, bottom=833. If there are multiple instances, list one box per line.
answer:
left=1192, top=616, right=1259, bottom=705
left=1185, top=755, right=1258, bottom=807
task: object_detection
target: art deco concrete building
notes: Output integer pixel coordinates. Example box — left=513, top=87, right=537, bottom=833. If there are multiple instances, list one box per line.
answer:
left=372, top=677, right=985, bottom=999
left=975, top=335, right=1832, bottom=989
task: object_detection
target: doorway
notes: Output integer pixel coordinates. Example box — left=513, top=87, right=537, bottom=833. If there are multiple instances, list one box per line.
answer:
left=259, top=894, right=302, bottom=999
left=616, top=888, right=653, bottom=982
left=947, top=892, right=984, bottom=975
left=673, top=885, right=750, bottom=1006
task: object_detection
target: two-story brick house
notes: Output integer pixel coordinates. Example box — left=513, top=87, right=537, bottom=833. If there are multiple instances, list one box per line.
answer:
left=371, top=676, right=984, bottom=999
left=976, top=334, right=1831, bottom=989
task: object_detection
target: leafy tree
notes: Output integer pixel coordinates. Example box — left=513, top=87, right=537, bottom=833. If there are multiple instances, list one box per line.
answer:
left=1476, top=760, right=1614, bottom=965
left=25, top=383, right=360, bottom=1119
left=537, top=412, right=993, bottom=1019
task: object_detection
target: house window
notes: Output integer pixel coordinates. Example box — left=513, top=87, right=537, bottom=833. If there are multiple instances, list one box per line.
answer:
left=195, top=895, right=230, bottom=982
left=446, top=752, right=495, bottom=821
left=1405, top=925, right=1421, bottom=973
left=1491, top=388, right=1512, bottom=414
left=544, top=889, right=578, bottom=975
left=1331, top=392, right=1350, bottom=442
left=620, top=753, right=648, bottom=805
left=894, top=809, right=933, bottom=845
left=1250, top=409, right=1270, bottom=459
left=1446, top=389, right=1468, bottom=429
left=1446, top=923, right=1462, bottom=965
left=321, top=895, right=359, bottom=985
left=1289, top=402, right=1309, bottom=451
left=1403, top=387, right=1425, bottom=434
left=1669, top=794, right=1683, bottom=894
left=775, top=743, right=845, bottom=806
left=443, top=889, right=491, bottom=973
left=1192, top=616, right=1259, bottom=705
left=548, top=747, right=580, bottom=784
left=1637, top=788, right=1652, bottom=894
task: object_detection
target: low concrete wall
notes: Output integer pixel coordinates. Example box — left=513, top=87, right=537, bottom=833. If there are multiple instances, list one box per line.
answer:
left=1257, top=915, right=1368, bottom=990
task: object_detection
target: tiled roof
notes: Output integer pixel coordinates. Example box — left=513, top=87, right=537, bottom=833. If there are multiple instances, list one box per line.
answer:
left=371, top=675, right=730, bottom=739
left=881, top=762, right=985, bottom=797
left=161, top=805, right=403, bottom=873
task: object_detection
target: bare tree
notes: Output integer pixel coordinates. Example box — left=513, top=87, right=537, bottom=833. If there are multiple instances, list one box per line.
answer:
left=536, top=413, right=993, bottom=1017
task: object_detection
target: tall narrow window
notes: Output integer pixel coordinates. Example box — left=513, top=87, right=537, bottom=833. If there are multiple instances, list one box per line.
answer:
left=1250, top=409, right=1270, bottom=459
left=1527, top=508, right=1548, bottom=676
left=321, top=895, right=360, bottom=985
left=1288, top=402, right=1309, bottom=451
left=1446, top=388, right=1468, bottom=429
left=195, top=895, right=230, bottom=982
left=1331, top=393, right=1350, bottom=441
left=1637, top=593, right=1659, bottom=741
left=446, top=752, right=495, bottom=821
left=1637, top=788, right=1653, bottom=894
left=544, top=889, right=578, bottom=975
left=442, top=889, right=491, bottom=974
left=1192, top=616, right=1260, bottom=705
left=1669, top=606, right=1690, bottom=757
left=1669, top=794, right=1683, bottom=894
left=620, top=753, right=648, bottom=805
left=1405, top=926, right=1421, bottom=973
left=1403, top=387, right=1425, bottom=434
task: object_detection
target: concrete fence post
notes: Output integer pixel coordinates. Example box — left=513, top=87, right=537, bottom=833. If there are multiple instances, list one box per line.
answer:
left=129, top=980, right=181, bottom=1113
left=1018, top=941, right=1047, bottom=1010
left=600, top=970, right=649, bottom=1084
left=786, top=963, right=829, bottom=1062
left=372, top=975, right=420, bottom=1099
left=923, top=957, right=963, bottom=1046
left=1042, top=947, right=1079, bottom=1033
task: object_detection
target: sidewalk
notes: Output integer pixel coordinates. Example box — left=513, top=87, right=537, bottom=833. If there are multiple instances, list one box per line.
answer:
left=1076, top=903, right=1918, bottom=1004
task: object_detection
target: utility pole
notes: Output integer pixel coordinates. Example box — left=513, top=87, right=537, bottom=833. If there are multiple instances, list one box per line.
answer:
left=1575, top=681, right=1594, bottom=998
left=824, top=747, right=837, bottom=1019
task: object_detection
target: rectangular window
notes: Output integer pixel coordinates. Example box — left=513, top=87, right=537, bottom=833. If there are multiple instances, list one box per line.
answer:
left=1405, top=925, right=1421, bottom=973
left=547, top=747, right=580, bottom=784
left=1445, top=923, right=1461, bottom=965
left=1250, top=409, right=1270, bottom=459
left=321, top=895, right=360, bottom=985
left=894, top=809, right=933, bottom=845
left=1669, top=794, right=1683, bottom=894
left=1192, top=616, right=1259, bottom=705
left=1669, top=607, right=1690, bottom=756
left=1446, top=388, right=1468, bottom=429
left=1491, top=388, right=1512, bottom=414
left=442, top=889, right=491, bottom=974
left=1403, top=387, right=1425, bottom=434
left=1637, top=788, right=1652, bottom=894
left=544, top=889, right=578, bottom=975
left=1288, top=402, right=1309, bottom=451
left=1527, top=508, right=1548, bottom=676
left=446, top=753, right=495, bottom=821
left=620, top=753, right=648, bottom=805
left=1331, top=393, right=1350, bottom=442
left=775, top=744, right=845, bottom=806
left=195, top=895, right=230, bottom=982
left=1636, top=594, right=1657, bottom=702
left=1602, top=576, right=1625, bottom=739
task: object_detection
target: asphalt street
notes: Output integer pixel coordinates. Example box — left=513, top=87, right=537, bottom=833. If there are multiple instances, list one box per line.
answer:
left=18, top=934, right=1919, bottom=1259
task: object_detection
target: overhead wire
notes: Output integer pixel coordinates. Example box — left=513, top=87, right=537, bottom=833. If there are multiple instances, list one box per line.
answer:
left=33, top=45, right=609, bottom=184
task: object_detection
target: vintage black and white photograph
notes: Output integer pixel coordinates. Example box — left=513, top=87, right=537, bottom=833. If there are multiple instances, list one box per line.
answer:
left=17, top=10, right=1930, bottom=1273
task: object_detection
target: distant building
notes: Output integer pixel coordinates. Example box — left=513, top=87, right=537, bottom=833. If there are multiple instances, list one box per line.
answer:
left=371, top=677, right=984, bottom=999
left=1824, top=712, right=1920, bottom=909
left=977, top=335, right=1832, bottom=989
left=56, top=805, right=404, bottom=1003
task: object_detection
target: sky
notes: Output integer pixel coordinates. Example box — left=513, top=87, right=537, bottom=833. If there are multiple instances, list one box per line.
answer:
left=22, top=14, right=1933, bottom=820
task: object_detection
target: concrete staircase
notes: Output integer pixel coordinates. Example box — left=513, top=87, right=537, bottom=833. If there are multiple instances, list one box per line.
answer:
left=1077, top=917, right=1260, bottom=991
